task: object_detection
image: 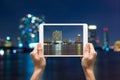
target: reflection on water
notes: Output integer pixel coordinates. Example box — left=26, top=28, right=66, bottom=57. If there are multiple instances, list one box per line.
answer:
left=0, top=53, right=34, bottom=80
left=44, top=43, right=83, bottom=55
left=1, top=49, right=120, bottom=80
left=77, top=44, right=82, bottom=55
left=53, top=44, right=62, bottom=55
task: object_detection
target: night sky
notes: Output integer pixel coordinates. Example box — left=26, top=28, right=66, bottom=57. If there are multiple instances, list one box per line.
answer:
left=0, top=0, right=120, bottom=46
left=44, top=26, right=83, bottom=41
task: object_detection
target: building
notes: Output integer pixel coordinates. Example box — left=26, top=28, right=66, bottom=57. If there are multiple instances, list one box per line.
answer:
left=52, top=30, right=62, bottom=43
left=75, top=34, right=82, bottom=55
left=103, top=28, right=109, bottom=51
left=52, top=30, right=62, bottom=55
left=75, top=34, right=81, bottom=42
left=88, top=25, right=97, bottom=46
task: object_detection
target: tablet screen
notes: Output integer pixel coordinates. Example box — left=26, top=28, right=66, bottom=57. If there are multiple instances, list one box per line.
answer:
left=39, top=23, right=88, bottom=57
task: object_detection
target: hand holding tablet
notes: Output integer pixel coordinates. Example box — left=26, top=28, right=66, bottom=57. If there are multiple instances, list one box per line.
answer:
left=39, top=23, right=88, bottom=57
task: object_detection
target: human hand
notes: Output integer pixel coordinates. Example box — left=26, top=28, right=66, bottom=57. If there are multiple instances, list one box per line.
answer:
left=81, top=43, right=97, bottom=80
left=30, top=43, right=46, bottom=80
left=81, top=43, right=97, bottom=71
left=30, top=43, right=46, bottom=72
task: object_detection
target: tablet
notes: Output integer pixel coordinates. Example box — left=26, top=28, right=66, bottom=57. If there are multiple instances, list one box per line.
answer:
left=39, top=23, right=88, bottom=57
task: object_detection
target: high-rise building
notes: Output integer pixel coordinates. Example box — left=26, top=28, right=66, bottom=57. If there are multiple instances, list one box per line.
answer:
left=52, top=30, right=62, bottom=55
left=52, top=30, right=62, bottom=43
left=75, top=34, right=81, bottom=42
left=88, top=25, right=97, bottom=46
left=103, top=27, right=109, bottom=51
left=75, top=34, right=82, bottom=55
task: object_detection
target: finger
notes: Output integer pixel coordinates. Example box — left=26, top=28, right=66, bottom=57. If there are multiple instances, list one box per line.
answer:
left=83, top=43, right=90, bottom=57
left=30, top=43, right=39, bottom=57
left=37, top=43, right=43, bottom=55
left=89, top=43, right=97, bottom=57
left=30, top=51, right=35, bottom=60
left=89, top=43, right=95, bottom=52
left=31, top=44, right=38, bottom=54
left=89, top=43, right=97, bottom=54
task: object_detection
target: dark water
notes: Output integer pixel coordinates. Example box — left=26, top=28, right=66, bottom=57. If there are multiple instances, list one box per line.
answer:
left=0, top=53, right=34, bottom=80
left=0, top=49, right=120, bottom=80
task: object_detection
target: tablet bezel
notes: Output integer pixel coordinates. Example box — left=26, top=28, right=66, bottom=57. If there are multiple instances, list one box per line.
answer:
left=39, top=23, right=88, bottom=57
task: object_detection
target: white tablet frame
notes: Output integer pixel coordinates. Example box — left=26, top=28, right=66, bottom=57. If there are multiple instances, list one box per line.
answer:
left=39, top=23, right=88, bottom=57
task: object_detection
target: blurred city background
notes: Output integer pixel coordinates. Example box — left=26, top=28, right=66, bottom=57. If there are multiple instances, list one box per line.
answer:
left=0, top=0, right=120, bottom=80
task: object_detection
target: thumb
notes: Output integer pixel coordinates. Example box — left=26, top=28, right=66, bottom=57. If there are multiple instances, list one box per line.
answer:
left=83, top=43, right=90, bottom=58
left=37, top=43, right=43, bottom=55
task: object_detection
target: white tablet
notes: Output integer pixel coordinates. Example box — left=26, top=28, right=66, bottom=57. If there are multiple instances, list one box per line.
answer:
left=39, top=23, right=88, bottom=57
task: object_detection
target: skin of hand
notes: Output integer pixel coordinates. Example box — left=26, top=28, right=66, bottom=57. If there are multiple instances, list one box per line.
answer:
left=81, top=43, right=97, bottom=80
left=30, top=43, right=46, bottom=80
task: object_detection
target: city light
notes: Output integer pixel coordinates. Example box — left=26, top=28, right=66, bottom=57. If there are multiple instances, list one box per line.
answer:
left=27, top=14, right=32, bottom=18
left=77, top=34, right=81, bottom=36
left=103, top=27, right=108, bottom=31
left=6, top=36, right=10, bottom=41
left=18, top=43, right=23, bottom=48
left=31, top=33, right=35, bottom=38
left=18, top=14, right=45, bottom=48
left=31, top=17, right=36, bottom=23
left=89, top=25, right=97, bottom=30
left=0, top=49, right=4, bottom=56
left=88, top=25, right=97, bottom=46
left=19, top=24, right=24, bottom=29
left=29, top=43, right=38, bottom=48
left=13, top=49, right=17, bottom=54
left=105, top=47, right=110, bottom=52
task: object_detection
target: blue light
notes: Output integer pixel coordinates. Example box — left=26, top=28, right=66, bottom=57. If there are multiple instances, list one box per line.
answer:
left=29, top=43, right=37, bottom=49
left=22, top=30, right=25, bottom=35
left=6, top=36, right=10, bottom=41
left=105, top=47, right=110, bottom=52
left=29, top=28, right=32, bottom=32
left=19, top=25, right=23, bottom=29
left=13, top=49, right=17, bottom=54
left=18, top=43, right=23, bottom=48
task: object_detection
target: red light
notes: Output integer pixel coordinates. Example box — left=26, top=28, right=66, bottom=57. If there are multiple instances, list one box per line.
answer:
left=0, top=39, right=5, bottom=42
left=103, top=28, right=108, bottom=31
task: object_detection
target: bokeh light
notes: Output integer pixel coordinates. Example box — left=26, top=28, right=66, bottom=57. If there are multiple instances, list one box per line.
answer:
left=18, top=14, right=45, bottom=48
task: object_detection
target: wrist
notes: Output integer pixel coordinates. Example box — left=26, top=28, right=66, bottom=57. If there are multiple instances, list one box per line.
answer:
left=84, top=68, right=94, bottom=74
left=31, top=69, right=44, bottom=80
left=83, top=67, right=94, bottom=76
left=34, top=67, right=44, bottom=74
left=83, top=66, right=93, bottom=72
left=83, top=68, right=95, bottom=80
